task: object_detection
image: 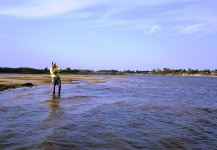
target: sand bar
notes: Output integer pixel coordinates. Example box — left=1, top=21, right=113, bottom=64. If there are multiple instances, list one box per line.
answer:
left=0, top=74, right=127, bottom=92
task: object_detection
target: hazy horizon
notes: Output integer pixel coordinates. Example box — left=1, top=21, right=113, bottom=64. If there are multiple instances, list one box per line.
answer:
left=0, top=66, right=216, bottom=72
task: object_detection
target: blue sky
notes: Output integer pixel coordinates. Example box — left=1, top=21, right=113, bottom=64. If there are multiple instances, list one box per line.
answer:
left=0, top=0, right=217, bottom=71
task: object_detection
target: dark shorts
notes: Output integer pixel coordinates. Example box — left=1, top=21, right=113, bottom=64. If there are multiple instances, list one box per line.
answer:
left=52, top=77, right=61, bottom=86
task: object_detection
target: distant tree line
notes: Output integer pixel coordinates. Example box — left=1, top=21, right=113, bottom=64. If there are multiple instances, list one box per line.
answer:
left=0, top=67, right=217, bottom=76
left=152, top=68, right=217, bottom=76
left=0, top=67, right=49, bottom=74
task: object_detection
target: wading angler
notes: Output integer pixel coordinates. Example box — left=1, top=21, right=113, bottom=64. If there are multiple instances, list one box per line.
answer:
left=50, top=62, right=61, bottom=95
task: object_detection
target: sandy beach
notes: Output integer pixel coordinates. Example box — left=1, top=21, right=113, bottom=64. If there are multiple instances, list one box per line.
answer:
left=0, top=74, right=126, bottom=92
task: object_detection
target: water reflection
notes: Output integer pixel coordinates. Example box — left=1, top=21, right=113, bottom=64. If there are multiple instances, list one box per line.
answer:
left=49, top=95, right=61, bottom=110
left=47, top=95, right=64, bottom=127
left=41, top=95, right=66, bottom=149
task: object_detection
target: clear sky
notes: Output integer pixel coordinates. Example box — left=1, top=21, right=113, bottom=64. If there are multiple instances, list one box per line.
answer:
left=0, top=0, right=217, bottom=71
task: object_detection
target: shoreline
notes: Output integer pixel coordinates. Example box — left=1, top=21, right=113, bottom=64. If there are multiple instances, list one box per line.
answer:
left=1, top=73, right=216, bottom=92
left=0, top=74, right=127, bottom=92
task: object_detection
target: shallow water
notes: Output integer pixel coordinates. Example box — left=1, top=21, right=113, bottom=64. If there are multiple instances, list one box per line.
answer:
left=0, top=75, right=217, bottom=149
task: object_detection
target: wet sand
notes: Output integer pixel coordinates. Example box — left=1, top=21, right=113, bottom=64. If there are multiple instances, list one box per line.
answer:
left=0, top=74, right=126, bottom=92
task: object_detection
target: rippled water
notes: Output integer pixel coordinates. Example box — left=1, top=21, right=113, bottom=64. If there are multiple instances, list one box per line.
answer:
left=0, top=75, right=217, bottom=149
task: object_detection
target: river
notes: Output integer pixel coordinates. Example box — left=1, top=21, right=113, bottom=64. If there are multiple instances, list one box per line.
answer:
left=0, top=75, right=217, bottom=149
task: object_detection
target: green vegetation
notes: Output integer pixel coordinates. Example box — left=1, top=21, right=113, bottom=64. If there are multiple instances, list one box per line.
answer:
left=151, top=68, right=217, bottom=76
left=0, top=67, right=217, bottom=76
left=0, top=67, right=48, bottom=74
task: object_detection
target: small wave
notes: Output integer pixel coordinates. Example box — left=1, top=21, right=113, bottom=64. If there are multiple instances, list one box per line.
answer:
left=199, top=108, right=217, bottom=114
left=139, top=104, right=170, bottom=112
left=66, top=96, right=90, bottom=99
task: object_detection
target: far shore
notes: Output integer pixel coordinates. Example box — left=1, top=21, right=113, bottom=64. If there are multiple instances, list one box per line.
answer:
left=165, top=74, right=217, bottom=77
left=0, top=74, right=127, bottom=92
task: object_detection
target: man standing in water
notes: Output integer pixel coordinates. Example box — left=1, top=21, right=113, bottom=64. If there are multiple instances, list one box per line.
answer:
left=50, top=62, right=61, bottom=95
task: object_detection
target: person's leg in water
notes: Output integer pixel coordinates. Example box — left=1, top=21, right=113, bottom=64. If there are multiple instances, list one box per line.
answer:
left=58, top=77, right=61, bottom=95
left=52, top=84, right=55, bottom=95
left=58, top=81, right=61, bottom=96
left=52, top=78, right=56, bottom=95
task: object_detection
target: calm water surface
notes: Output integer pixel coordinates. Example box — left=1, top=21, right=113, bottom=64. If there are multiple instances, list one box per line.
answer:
left=0, top=75, right=217, bottom=149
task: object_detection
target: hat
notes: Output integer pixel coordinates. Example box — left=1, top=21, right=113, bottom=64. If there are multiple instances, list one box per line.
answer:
left=52, top=61, right=56, bottom=64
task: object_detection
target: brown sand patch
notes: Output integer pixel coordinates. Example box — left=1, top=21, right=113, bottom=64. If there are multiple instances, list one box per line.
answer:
left=0, top=74, right=127, bottom=92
